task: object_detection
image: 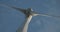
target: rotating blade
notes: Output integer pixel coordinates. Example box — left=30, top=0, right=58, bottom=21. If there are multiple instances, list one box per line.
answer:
left=38, top=14, right=60, bottom=18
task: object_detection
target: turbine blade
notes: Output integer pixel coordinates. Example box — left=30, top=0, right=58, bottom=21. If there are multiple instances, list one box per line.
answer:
left=10, top=6, right=24, bottom=11
left=31, top=11, right=60, bottom=18
left=39, top=14, right=60, bottom=18
left=0, top=4, right=23, bottom=11
left=32, top=14, right=40, bottom=16
left=0, top=4, right=27, bottom=14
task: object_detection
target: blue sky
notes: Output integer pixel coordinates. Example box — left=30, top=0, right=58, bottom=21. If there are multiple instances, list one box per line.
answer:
left=0, top=0, right=60, bottom=32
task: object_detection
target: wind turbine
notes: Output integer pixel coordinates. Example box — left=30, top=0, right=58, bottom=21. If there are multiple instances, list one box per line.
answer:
left=10, top=6, right=60, bottom=32
left=11, top=7, right=40, bottom=32
left=0, top=4, right=60, bottom=32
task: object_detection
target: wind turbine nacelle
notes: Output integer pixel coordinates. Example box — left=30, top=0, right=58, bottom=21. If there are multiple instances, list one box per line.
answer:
left=27, top=8, right=33, bottom=11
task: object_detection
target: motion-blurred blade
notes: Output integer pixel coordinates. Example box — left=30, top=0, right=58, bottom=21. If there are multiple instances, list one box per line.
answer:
left=39, top=14, right=60, bottom=18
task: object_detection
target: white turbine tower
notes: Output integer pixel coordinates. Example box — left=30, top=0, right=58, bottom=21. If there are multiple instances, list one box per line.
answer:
left=0, top=4, right=60, bottom=32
